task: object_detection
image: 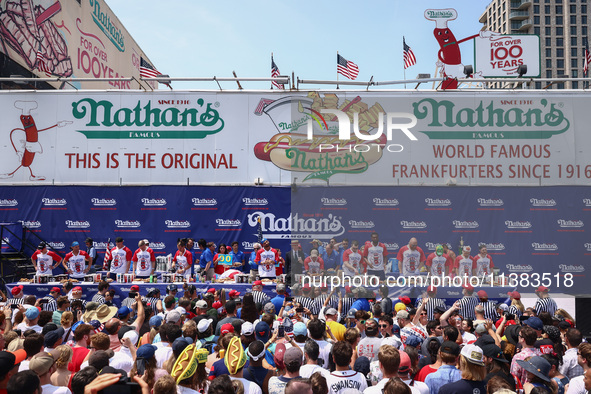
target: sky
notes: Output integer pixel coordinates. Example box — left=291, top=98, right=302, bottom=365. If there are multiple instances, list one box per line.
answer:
left=106, top=0, right=488, bottom=90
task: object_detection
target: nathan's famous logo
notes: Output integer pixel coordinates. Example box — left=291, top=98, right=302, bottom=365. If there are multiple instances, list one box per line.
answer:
left=322, top=198, right=347, bottom=206
left=384, top=242, right=399, bottom=250
left=216, top=219, right=242, bottom=227
left=150, top=242, right=166, bottom=250
left=192, top=198, right=217, bottom=206
left=506, top=264, right=533, bottom=272
left=531, top=242, right=558, bottom=251
left=505, top=220, right=532, bottom=229
left=479, top=242, right=505, bottom=251
left=91, top=198, right=116, bottom=206
left=66, top=220, right=90, bottom=229
left=400, top=220, right=427, bottom=229
left=349, top=220, right=375, bottom=229
left=48, top=242, right=66, bottom=249
left=165, top=220, right=190, bottom=228
left=89, top=0, right=125, bottom=51
left=373, top=198, right=399, bottom=207
left=453, top=220, right=479, bottom=229
left=530, top=198, right=556, bottom=207
left=23, top=220, right=41, bottom=228
left=253, top=94, right=417, bottom=182
left=72, top=98, right=224, bottom=139
left=248, top=211, right=345, bottom=239
left=425, top=198, right=451, bottom=207
left=558, top=219, right=584, bottom=228
left=413, top=98, right=570, bottom=139
left=0, top=199, right=18, bottom=206
left=142, top=198, right=167, bottom=206
left=115, top=220, right=140, bottom=228
left=242, top=198, right=268, bottom=206
left=42, top=198, right=67, bottom=206
left=477, top=198, right=504, bottom=207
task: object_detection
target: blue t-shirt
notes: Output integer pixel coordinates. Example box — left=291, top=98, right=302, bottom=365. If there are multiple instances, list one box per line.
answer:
left=351, top=298, right=370, bottom=312
left=230, top=250, right=247, bottom=273
left=200, top=248, right=214, bottom=269
left=243, top=365, right=269, bottom=388
left=208, top=357, right=249, bottom=380
left=270, top=295, right=285, bottom=315
left=322, top=250, right=340, bottom=270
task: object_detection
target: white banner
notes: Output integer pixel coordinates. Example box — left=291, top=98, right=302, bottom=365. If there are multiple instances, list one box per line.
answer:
left=0, top=90, right=589, bottom=186
left=474, top=34, right=540, bottom=77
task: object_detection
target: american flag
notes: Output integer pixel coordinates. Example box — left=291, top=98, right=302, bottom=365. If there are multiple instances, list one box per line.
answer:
left=584, top=37, right=591, bottom=76
left=254, top=98, right=274, bottom=115
left=337, top=54, right=359, bottom=80
left=257, top=216, right=263, bottom=242
left=36, top=50, right=52, bottom=76
left=271, top=56, right=284, bottom=89
left=403, top=37, right=417, bottom=69
left=140, top=57, right=161, bottom=79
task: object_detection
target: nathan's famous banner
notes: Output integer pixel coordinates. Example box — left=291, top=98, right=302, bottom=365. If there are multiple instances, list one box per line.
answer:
left=0, top=90, right=589, bottom=185
left=0, top=0, right=154, bottom=89
left=0, top=185, right=588, bottom=296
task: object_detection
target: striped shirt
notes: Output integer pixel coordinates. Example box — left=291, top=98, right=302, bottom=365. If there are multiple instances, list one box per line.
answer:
left=458, top=296, right=479, bottom=320
left=534, top=297, right=558, bottom=316
left=121, top=297, right=135, bottom=309
left=341, top=297, right=356, bottom=319
left=41, top=296, right=57, bottom=312
left=252, top=291, right=271, bottom=306
left=479, top=300, right=499, bottom=321
left=508, top=305, right=523, bottom=319
left=312, top=294, right=338, bottom=316
left=92, top=293, right=106, bottom=305
left=143, top=297, right=162, bottom=313
left=6, top=297, right=25, bottom=306
left=416, top=297, right=447, bottom=320
left=294, top=296, right=315, bottom=318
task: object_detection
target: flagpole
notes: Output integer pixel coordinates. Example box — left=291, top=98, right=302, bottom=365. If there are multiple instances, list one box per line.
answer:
left=271, top=52, right=274, bottom=90
left=336, top=51, right=339, bottom=89
left=403, top=37, right=407, bottom=89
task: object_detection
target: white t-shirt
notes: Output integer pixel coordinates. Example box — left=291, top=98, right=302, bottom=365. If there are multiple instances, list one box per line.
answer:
left=155, top=345, right=173, bottom=369
left=300, top=364, right=331, bottom=379
left=230, top=377, right=263, bottom=394
left=16, top=322, right=42, bottom=333
left=313, top=339, right=333, bottom=369
left=566, top=375, right=585, bottom=394
left=402, top=378, right=429, bottom=394
left=364, top=378, right=421, bottom=394
left=41, top=384, right=72, bottom=394
left=357, top=336, right=383, bottom=361
left=110, top=346, right=134, bottom=373
left=177, top=386, right=200, bottom=394
left=327, top=370, right=368, bottom=394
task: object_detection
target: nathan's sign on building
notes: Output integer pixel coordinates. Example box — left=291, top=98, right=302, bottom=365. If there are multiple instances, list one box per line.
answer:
left=0, top=0, right=153, bottom=89
left=0, top=91, right=588, bottom=186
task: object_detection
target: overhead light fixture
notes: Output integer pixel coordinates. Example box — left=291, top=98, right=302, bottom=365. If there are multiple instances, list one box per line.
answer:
left=463, top=65, right=474, bottom=77
left=517, top=65, right=528, bottom=77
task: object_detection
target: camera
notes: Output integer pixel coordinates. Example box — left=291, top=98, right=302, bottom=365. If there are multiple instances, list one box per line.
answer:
left=128, top=292, right=138, bottom=299
left=504, top=312, right=515, bottom=320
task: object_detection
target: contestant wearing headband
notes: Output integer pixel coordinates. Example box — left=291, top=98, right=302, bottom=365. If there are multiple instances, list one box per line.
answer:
left=171, top=343, right=209, bottom=394
left=243, top=340, right=273, bottom=388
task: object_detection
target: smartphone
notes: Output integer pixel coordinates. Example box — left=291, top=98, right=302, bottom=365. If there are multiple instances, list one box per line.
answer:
left=129, top=292, right=138, bottom=299
left=100, top=382, right=141, bottom=394
left=38, top=299, right=49, bottom=304
left=136, top=362, right=145, bottom=377
left=285, top=296, right=293, bottom=302
left=296, top=307, right=304, bottom=313
left=278, top=325, right=285, bottom=337
left=10, top=304, right=19, bottom=309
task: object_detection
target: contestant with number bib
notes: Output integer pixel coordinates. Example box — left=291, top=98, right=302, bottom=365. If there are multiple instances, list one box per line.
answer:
left=397, top=237, right=426, bottom=276
left=132, top=239, right=156, bottom=279
left=473, top=244, right=494, bottom=277
left=255, top=238, right=279, bottom=279
left=342, top=240, right=366, bottom=277
left=363, top=232, right=388, bottom=281
left=425, top=244, right=452, bottom=276
left=32, top=242, right=63, bottom=277
left=304, top=249, right=324, bottom=275
left=213, top=243, right=230, bottom=275
left=454, top=246, right=474, bottom=277
left=109, top=237, right=133, bottom=279
left=62, top=241, right=91, bottom=279
left=173, top=238, right=193, bottom=281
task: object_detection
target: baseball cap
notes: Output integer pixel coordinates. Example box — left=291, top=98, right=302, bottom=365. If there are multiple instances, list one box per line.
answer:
left=25, top=307, right=40, bottom=320
left=115, top=237, right=124, bottom=243
left=122, top=330, right=139, bottom=345
left=212, top=301, right=222, bottom=309
left=172, top=338, right=190, bottom=358
left=44, top=330, right=63, bottom=348
left=242, top=322, right=255, bottom=336
left=117, top=306, right=132, bottom=318
left=253, top=280, right=263, bottom=287
left=405, top=335, right=422, bottom=347
left=536, top=286, right=549, bottom=293
left=165, top=310, right=182, bottom=323
left=508, top=291, right=521, bottom=300
left=395, top=303, right=407, bottom=313
left=391, top=324, right=401, bottom=337
left=11, top=285, right=23, bottom=296
left=399, top=296, right=411, bottom=305
left=283, top=346, right=303, bottom=367
left=480, top=344, right=508, bottom=363
left=221, top=323, right=235, bottom=335
left=462, top=283, right=474, bottom=292
left=396, top=310, right=410, bottom=320
left=167, top=284, right=178, bottom=292
left=175, top=306, right=188, bottom=316
left=435, top=245, right=444, bottom=256
left=207, top=288, right=216, bottom=294
left=197, top=319, right=213, bottom=333
left=41, top=323, right=59, bottom=336
left=136, top=344, right=157, bottom=359
left=72, top=286, right=83, bottom=292
left=440, top=341, right=461, bottom=356
left=37, top=242, right=47, bottom=250
left=263, top=303, right=275, bottom=314
left=399, top=350, right=412, bottom=373
left=255, top=321, right=271, bottom=342
left=88, top=320, right=103, bottom=332
left=346, top=308, right=358, bottom=319
left=0, top=351, right=18, bottom=371
left=229, top=290, right=241, bottom=298
left=524, top=317, right=544, bottom=331
left=461, top=344, right=485, bottom=366
left=196, top=300, right=208, bottom=309
left=293, top=322, right=307, bottom=337
left=477, top=290, right=488, bottom=298
left=29, top=352, right=59, bottom=375
left=71, top=241, right=79, bottom=248
left=475, top=324, right=487, bottom=334
left=50, top=287, right=61, bottom=293
left=325, top=308, right=338, bottom=316
left=274, top=343, right=286, bottom=370
left=130, top=285, right=140, bottom=291
left=433, top=305, right=447, bottom=315
left=149, top=315, right=163, bottom=328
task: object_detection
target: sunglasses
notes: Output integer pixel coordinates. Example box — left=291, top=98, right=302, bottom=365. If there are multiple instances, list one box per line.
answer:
left=360, top=320, right=366, bottom=325
left=379, top=324, right=388, bottom=328
left=420, top=312, right=428, bottom=316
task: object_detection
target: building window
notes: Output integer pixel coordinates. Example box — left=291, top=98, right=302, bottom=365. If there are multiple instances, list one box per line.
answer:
left=546, top=48, right=552, bottom=57
left=572, top=70, right=578, bottom=78
left=557, top=69, right=565, bottom=76
left=556, top=38, right=564, bottom=46
left=570, top=4, right=577, bottom=12
left=557, top=27, right=563, bottom=35
left=583, top=4, right=588, bottom=12
left=557, top=48, right=564, bottom=57
left=584, top=26, right=588, bottom=35
left=546, top=37, right=552, bottom=46
left=556, top=16, right=563, bottom=24
left=571, top=16, right=577, bottom=25
left=545, top=16, right=551, bottom=24
left=545, top=26, right=551, bottom=35
left=535, top=26, right=540, bottom=35
left=557, top=59, right=565, bottom=68
left=545, top=5, right=550, bottom=12
left=572, top=37, right=578, bottom=45
left=535, top=16, right=541, bottom=24
left=534, top=5, right=540, bottom=13
left=546, top=70, right=553, bottom=78
left=583, top=15, right=587, bottom=24
left=546, top=59, right=553, bottom=68
left=556, top=5, right=563, bottom=13
left=572, top=59, right=578, bottom=68
left=557, top=82, right=564, bottom=89
left=535, top=82, right=542, bottom=89
left=572, top=47, right=578, bottom=57
left=572, top=81, right=578, bottom=89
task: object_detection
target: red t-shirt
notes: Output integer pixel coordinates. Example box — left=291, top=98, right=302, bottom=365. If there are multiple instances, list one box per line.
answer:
left=415, top=364, right=438, bottom=382
left=68, top=346, right=90, bottom=372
